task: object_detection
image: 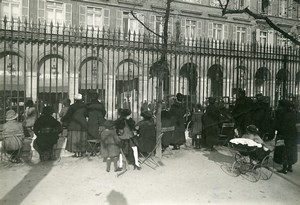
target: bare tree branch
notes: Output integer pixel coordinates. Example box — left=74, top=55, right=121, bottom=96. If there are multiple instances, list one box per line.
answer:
left=221, top=7, right=300, bottom=46
left=130, top=11, right=164, bottom=39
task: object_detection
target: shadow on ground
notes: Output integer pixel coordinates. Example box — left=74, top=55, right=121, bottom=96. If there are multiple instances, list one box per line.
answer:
left=107, top=190, right=129, bottom=205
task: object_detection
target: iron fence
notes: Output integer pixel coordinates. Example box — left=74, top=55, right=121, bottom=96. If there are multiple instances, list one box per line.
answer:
left=1, top=19, right=300, bottom=122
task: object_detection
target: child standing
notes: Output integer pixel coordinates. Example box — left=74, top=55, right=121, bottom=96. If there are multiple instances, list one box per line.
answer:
left=100, top=120, right=122, bottom=172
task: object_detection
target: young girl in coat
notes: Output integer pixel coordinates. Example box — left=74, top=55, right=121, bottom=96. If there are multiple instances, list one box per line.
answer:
left=100, top=120, right=122, bottom=172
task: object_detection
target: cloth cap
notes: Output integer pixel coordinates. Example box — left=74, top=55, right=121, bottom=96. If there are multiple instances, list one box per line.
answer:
left=42, top=106, right=54, bottom=116
left=75, top=94, right=82, bottom=100
left=6, top=110, right=18, bottom=121
left=176, top=93, right=184, bottom=102
left=118, top=108, right=131, bottom=117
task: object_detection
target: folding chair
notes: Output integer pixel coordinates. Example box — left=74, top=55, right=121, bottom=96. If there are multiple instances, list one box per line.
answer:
left=138, top=133, right=164, bottom=170
left=87, top=139, right=101, bottom=156
left=219, top=122, right=235, bottom=146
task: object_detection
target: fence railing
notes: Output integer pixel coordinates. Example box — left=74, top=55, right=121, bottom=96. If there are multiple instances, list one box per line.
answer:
left=0, top=20, right=300, bottom=122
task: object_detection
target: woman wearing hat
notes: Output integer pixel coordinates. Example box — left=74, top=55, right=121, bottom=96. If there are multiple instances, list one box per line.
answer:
left=33, top=106, right=62, bottom=161
left=136, top=111, right=156, bottom=155
left=1, top=110, right=24, bottom=163
left=62, top=93, right=88, bottom=157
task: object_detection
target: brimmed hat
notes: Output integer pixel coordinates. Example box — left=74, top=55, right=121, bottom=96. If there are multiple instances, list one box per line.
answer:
left=118, top=108, right=131, bottom=117
left=103, top=120, right=115, bottom=129
left=246, top=125, right=259, bottom=134
left=75, top=93, right=82, bottom=100
left=208, top=97, right=216, bottom=104
left=141, top=111, right=153, bottom=119
left=6, top=110, right=18, bottom=121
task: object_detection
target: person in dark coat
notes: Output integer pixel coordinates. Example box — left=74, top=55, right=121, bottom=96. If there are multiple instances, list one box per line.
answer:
left=87, top=94, right=106, bottom=141
left=202, top=97, right=221, bottom=151
left=274, top=100, right=298, bottom=174
left=191, top=104, right=204, bottom=149
left=252, top=94, right=271, bottom=139
left=232, top=89, right=253, bottom=136
left=33, top=106, right=62, bottom=161
left=161, top=109, right=174, bottom=151
left=114, top=108, right=141, bottom=170
left=169, top=93, right=186, bottom=150
left=100, top=120, right=122, bottom=172
left=61, top=94, right=88, bottom=157
left=136, top=111, right=156, bottom=155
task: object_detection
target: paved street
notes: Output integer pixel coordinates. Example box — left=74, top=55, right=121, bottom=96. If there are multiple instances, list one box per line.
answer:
left=0, top=145, right=299, bottom=205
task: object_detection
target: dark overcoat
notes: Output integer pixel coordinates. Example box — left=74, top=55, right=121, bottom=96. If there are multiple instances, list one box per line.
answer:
left=87, top=100, right=106, bottom=140
left=203, top=104, right=220, bottom=148
left=33, top=115, right=62, bottom=151
left=101, top=129, right=121, bottom=158
left=137, top=119, right=156, bottom=153
left=169, top=101, right=186, bottom=145
left=62, top=101, right=88, bottom=131
left=274, top=107, right=298, bottom=165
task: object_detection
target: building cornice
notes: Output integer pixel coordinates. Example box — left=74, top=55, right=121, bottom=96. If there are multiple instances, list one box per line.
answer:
left=151, top=5, right=174, bottom=12
left=208, top=13, right=228, bottom=19
left=181, top=10, right=203, bottom=16
left=232, top=17, right=251, bottom=23
left=117, top=0, right=143, bottom=7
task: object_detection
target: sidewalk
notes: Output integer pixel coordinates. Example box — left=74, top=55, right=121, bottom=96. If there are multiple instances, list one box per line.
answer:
left=0, top=142, right=299, bottom=205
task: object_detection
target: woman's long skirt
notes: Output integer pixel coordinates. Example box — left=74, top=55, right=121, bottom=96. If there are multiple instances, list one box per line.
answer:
left=66, top=130, right=87, bottom=153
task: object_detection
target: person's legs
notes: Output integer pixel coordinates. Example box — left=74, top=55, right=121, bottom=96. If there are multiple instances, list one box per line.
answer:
left=106, top=157, right=111, bottom=172
left=131, top=146, right=141, bottom=170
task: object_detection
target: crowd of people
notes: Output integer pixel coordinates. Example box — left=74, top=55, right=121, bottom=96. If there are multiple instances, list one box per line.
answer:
left=0, top=90, right=298, bottom=175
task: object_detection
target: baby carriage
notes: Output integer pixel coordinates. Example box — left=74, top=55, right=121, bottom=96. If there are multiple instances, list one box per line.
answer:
left=228, top=138, right=274, bottom=181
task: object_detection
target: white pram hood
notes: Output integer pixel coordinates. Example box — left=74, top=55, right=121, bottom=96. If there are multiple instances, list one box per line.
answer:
left=230, top=138, right=262, bottom=148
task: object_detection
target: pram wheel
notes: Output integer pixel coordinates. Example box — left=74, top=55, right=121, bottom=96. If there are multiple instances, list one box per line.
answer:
left=256, top=155, right=274, bottom=180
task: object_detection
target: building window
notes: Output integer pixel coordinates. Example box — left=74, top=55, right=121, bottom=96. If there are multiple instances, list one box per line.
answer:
left=46, top=1, right=63, bottom=25
left=87, top=7, right=103, bottom=30
left=186, top=19, right=196, bottom=39
left=259, top=31, right=268, bottom=45
left=1, top=0, right=21, bottom=22
left=236, top=26, right=246, bottom=44
left=276, top=33, right=288, bottom=47
left=123, top=11, right=139, bottom=35
left=213, top=23, right=223, bottom=40
left=154, top=16, right=163, bottom=36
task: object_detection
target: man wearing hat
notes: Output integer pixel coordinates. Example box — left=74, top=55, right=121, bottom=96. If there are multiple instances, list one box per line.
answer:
left=1, top=110, right=24, bottom=163
left=62, top=93, right=88, bottom=157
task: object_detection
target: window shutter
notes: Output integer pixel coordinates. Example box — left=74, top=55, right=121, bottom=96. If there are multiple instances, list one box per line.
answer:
left=116, top=10, right=123, bottom=32
left=196, top=20, right=202, bottom=39
left=267, top=0, right=272, bottom=15
left=64, top=3, right=72, bottom=27
left=181, top=18, right=186, bottom=38
left=258, top=0, right=262, bottom=13
left=223, top=24, right=228, bottom=40
left=279, top=0, right=283, bottom=16
left=137, top=13, right=144, bottom=34
left=256, top=28, right=260, bottom=43
left=79, top=5, right=86, bottom=27
left=233, top=25, right=237, bottom=42
left=247, top=27, right=251, bottom=44
left=104, top=9, right=110, bottom=30
left=235, top=0, right=239, bottom=9
left=267, top=30, right=274, bottom=45
left=22, top=0, right=29, bottom=22
left=168, top=17, right=173, bottom=38
left=149, top=15, right=155, bottom=33
left=208, top=22, right=213, bottom=39
left=38, top=0, right=45, bottom=23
